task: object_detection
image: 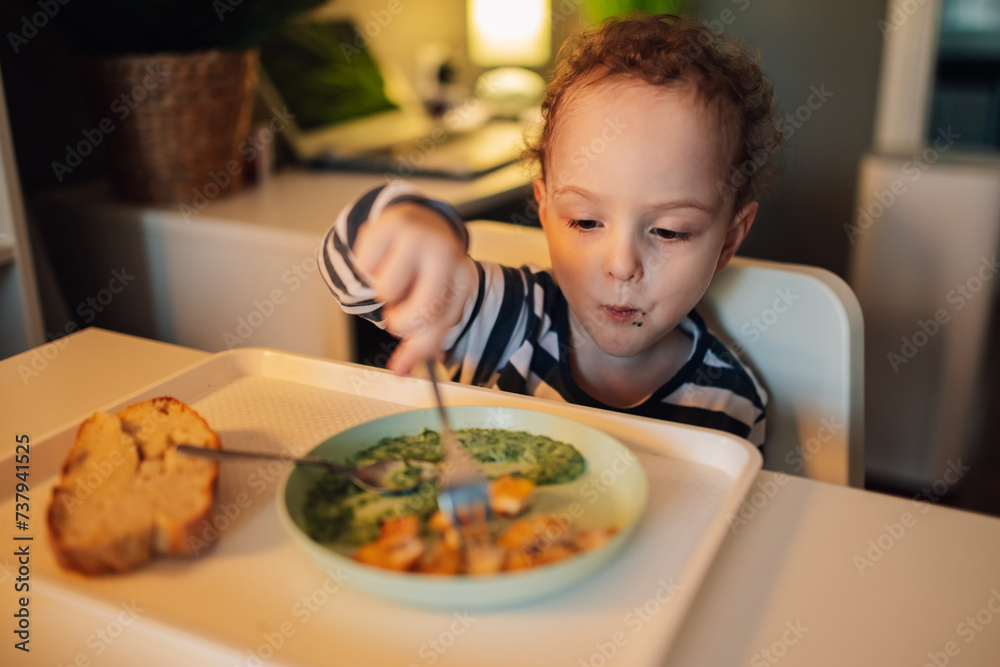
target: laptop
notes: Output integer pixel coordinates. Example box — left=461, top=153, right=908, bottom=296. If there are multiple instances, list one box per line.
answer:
left=257, top=19, right=526, bottom=179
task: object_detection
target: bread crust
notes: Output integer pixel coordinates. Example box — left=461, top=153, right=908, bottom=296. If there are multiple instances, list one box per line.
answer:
left=47, top=397, right=221, bottom=575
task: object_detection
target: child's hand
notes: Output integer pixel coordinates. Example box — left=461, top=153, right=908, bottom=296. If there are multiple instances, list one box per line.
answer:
left=353, top=202, right=476, bottom=375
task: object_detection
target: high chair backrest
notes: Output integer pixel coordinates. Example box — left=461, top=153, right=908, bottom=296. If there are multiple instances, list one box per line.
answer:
left=466, top=220, right=865, bottom=487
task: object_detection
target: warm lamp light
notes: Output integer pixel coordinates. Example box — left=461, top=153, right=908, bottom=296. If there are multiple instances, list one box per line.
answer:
left=467, top=0, right=550, bottom=117
left=468, top=0, right=551, bottom=67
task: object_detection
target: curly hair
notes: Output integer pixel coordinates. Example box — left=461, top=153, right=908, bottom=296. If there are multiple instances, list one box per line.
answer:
left=523, top=13, right=784, bottom=209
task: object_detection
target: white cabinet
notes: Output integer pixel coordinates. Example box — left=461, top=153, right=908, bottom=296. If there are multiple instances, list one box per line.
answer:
left=851, top=154, right=1000, bottom=487
left=851, top=0, right=1000, bottom=487
left=30, top=166, right=531, bottom=362
left=31, top=182, right=355, bottom=361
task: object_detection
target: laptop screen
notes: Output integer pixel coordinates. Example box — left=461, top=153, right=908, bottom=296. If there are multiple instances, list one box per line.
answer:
left=259, top=20, right=399, bottom=132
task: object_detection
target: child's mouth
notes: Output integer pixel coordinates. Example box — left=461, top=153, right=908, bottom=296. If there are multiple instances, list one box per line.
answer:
left=602, top=305, right=639, bottom=323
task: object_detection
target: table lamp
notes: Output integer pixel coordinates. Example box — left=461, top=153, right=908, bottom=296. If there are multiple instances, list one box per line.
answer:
left=467, top=0, right=550, bottom=117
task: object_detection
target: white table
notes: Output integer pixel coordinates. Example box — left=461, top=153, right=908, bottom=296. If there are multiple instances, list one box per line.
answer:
left=3, top=328, right=999, bottom=666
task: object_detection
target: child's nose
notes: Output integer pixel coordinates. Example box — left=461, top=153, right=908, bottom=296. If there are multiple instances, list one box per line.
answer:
left=604, top=234, right=643, bottom=282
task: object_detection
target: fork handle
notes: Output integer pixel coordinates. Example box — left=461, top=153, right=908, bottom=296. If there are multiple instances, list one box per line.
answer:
left=424, top=362, right=469, bottom=465
left=176, top=444, right=348, bottom=473
left=424, top=361, right=453, bottom=432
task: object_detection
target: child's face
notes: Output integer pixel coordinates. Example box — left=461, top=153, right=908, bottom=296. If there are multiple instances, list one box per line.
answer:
left=534, top=76, right=757, bottom=361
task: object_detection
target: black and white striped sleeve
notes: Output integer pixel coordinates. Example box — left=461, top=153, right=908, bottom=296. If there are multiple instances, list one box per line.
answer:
left=443, top=262, right=537, bottom=387
left=317, top=181, right=468, bottom=328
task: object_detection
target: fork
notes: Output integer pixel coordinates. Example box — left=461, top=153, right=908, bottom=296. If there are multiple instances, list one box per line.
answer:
left=424, top=360, right=494, bottom=545
left=175, top=445, right=434, bottom=496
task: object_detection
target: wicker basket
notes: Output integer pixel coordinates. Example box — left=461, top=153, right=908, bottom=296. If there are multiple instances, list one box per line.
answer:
left=83, top=49, right=259, bottom=205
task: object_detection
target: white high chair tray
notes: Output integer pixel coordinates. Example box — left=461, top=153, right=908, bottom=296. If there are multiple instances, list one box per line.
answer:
left=4, top=348, right=761, bottom=667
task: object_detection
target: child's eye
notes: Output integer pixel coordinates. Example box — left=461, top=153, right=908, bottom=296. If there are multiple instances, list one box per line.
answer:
left=566, top=219, right=601, bottom=230
left=652, top=228, right=690, bottom=241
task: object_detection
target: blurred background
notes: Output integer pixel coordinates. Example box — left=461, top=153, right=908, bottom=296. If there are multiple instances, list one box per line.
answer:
left=2, top=0, right=999, bottom=514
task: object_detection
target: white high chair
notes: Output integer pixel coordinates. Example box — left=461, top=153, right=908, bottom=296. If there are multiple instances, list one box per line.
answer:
left=466, top=221, right=865, bottom=487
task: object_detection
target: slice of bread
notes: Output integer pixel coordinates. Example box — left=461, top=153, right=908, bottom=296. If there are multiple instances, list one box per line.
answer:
left=48, top=397, right=221, bottom=575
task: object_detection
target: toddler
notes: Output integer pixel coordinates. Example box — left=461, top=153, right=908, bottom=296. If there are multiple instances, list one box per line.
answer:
left=319, top=13, right=784, bottom=448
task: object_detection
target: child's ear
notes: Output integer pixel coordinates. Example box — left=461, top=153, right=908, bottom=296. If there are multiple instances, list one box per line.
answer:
left=715, top=201, right=758, bottom=274
left=533, top=178, right=549, bottom=229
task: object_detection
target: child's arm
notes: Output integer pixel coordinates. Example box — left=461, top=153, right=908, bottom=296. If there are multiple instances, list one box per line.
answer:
left=318, top=182, right=479, bottom=375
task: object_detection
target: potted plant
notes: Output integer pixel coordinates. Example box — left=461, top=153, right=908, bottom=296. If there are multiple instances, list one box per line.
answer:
left=582, top=0, right=689, bottom=23
left=45, top=0, right=325, bottom=204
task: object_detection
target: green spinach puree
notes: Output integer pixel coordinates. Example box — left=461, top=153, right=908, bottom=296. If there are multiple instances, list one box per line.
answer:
left=302, top=428, right=585, bottom=546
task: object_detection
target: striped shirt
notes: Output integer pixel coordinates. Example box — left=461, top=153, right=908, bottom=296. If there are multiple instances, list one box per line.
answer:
left=319, top=181, right=767, bottom=449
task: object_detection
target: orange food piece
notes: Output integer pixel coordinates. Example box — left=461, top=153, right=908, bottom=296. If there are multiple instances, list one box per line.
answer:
left=352, top=515, right=425, bottom=571
left=503, top=548, right=535, bottom=571
left=428, top=511, right=461, bottom=549
left=420, top=540, right=462, bottom=575
left=429, top=511, right=451, bottom=532
left=573, top=526, right=620, bottom=551
left=489, top=475, right=535, bottom=517
left=379, top=514, right=420, bottom=542
left=352, top=503, right=618, bottom=575
left=497, top=518, right=541, bottom=551
left=353, top=537, right=424, bottom=571
left=465, top=543, right=506, bottom=575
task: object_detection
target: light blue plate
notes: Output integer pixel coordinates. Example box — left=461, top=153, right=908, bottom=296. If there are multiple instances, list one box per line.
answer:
left=278, top=405, right=648, bottom=609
